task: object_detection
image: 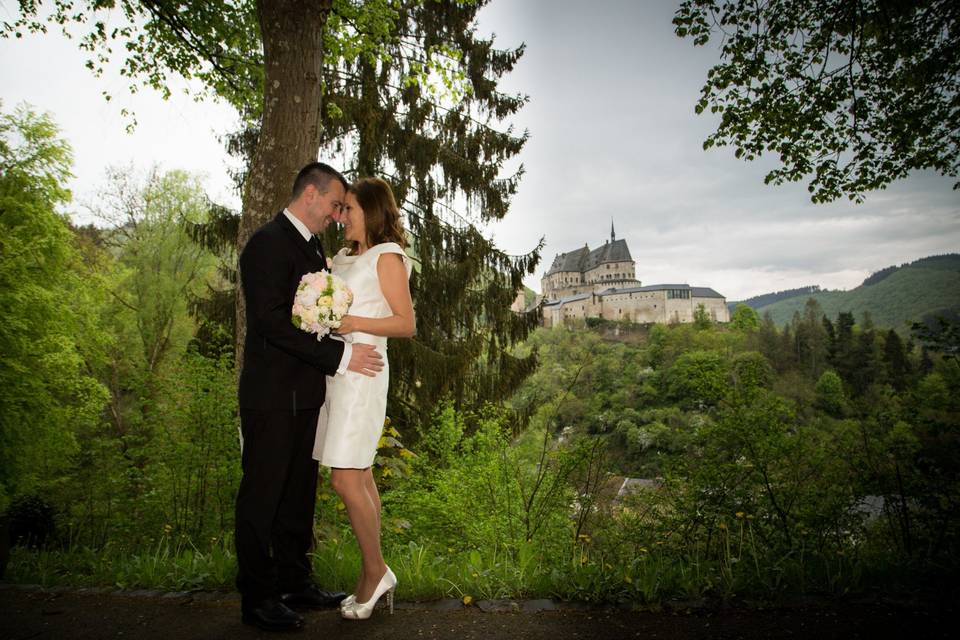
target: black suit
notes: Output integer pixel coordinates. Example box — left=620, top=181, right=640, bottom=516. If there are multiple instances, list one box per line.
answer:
left=235, top=212, right=345, bottom=605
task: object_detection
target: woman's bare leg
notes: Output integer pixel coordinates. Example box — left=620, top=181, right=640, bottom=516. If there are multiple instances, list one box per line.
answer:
left=351, top=468, right=383, bottom=595
left=330, top=467, right=387, bottom=603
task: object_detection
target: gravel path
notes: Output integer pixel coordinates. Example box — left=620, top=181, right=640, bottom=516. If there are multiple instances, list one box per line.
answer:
left=1, top=585, right=955, bottom=640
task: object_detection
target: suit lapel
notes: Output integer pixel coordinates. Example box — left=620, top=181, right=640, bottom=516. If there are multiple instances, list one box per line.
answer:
left=275, top=212, right=325, bottom=269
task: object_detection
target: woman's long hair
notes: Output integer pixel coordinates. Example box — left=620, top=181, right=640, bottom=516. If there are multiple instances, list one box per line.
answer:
left=348, top=177, right=407, bottom=254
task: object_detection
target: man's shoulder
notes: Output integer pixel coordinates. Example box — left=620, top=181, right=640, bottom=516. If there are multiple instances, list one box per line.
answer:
left=244, top=215, right=288, bottom=251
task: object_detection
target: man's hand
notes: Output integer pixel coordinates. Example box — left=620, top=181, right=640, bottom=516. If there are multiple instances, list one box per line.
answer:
left=337, top=314, right=359, bottom=335
left=347, top=343, right=383, bottom=377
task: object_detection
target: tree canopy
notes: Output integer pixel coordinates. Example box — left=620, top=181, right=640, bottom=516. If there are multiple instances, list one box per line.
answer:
left=3, top=1, right=542, bottom=431
left=674, top=0, right=960, bottom=203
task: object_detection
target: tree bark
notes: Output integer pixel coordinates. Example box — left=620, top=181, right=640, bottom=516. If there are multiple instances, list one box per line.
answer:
left=236, top=0, right=332, bottom=366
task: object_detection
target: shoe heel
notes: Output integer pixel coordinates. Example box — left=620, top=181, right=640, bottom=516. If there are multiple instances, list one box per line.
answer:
left=387, top=588, right=394, bottom=615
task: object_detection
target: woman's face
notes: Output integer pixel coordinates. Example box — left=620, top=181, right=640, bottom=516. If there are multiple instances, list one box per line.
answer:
left=340, top=191, right=367, bottom=248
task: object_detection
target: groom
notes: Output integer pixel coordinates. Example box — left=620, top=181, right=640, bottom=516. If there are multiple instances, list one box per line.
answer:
left=236, top=162, right=384, bottom=631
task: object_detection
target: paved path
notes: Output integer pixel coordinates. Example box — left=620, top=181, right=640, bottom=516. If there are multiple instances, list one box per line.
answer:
left=0, top=585, right=955, bottom=640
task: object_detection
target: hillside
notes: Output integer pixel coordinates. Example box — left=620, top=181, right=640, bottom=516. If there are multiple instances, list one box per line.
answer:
left=757, top=257, right=960, bottom=328
left=731, top=285, right=823, bottom=310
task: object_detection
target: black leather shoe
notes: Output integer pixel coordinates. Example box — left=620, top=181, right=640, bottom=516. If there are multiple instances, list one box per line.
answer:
left=279, top=583, right=348, bottom=610
left=241, top=597, right=305, bottom=632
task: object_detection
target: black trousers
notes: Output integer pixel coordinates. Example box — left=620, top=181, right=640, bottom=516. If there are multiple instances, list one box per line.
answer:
left=235, top=408, right=320, bottom=605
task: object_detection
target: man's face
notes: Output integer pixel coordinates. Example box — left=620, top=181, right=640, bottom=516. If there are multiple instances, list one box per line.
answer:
left=306, top=181, right=346, bottom=232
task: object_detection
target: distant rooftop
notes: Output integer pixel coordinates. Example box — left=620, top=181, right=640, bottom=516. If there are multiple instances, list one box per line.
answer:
left=545, top=238, right=633, bottom=276
left=598, top=284, right=725, bottom=298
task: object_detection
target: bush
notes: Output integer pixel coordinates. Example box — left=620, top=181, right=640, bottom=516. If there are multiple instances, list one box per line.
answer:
left=4, top=495, right=56, bottom=549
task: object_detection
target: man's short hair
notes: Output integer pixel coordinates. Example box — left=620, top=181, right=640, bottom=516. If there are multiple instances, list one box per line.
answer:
left=291, top=162, right=348, bottom=199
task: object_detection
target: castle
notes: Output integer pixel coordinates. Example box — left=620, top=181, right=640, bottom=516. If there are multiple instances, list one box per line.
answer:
left=536, top=224, right=730, bottom=327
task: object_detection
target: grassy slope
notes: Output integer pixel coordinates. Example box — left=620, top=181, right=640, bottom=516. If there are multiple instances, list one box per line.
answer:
left=758, top=265, right=960, bottom=328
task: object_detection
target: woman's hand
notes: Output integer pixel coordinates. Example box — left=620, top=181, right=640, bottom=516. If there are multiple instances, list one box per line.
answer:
left=337, top=314, right=361, bottom=334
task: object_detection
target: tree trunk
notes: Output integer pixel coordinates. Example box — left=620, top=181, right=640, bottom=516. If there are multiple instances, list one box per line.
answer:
left=236, top=0, right=332, bottom=366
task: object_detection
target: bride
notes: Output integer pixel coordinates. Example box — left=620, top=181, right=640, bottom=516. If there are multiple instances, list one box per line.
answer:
left=312, top=177, right=415, bottom=620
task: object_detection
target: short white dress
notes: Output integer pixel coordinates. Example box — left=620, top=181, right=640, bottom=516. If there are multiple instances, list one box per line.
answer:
left=313, top=242, right=412, bottom=468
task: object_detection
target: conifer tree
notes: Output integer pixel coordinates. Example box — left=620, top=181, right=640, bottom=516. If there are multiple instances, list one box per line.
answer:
left=315, top=0, right=543, bottom=429
left=795, top=298, right=828, bottom=378
left=882, top=329, right=911, bottom=392
left=196, top=0, right=544, bottom=430
left=5, top=0, right=542, bottom=432
left=822, top=316, right=836, bottom=362
left=832, top=312, right=857, bottom=383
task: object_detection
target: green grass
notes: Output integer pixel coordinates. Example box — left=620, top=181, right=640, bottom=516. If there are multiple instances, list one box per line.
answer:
left=6, top=526, right=897, bottom=604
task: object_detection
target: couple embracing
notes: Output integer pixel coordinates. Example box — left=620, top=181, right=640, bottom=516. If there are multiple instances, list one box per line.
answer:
left=236, top=162, right=415, bottom=631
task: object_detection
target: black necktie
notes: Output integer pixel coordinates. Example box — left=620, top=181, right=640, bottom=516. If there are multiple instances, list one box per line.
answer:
left=308, top=235, right=322, bottom=258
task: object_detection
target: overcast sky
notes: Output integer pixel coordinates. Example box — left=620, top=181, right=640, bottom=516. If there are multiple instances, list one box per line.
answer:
left=1, top=0, right=957, bottom=300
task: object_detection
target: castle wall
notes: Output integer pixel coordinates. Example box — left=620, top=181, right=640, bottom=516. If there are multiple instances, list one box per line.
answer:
left=694, top=296, right=731, bottom=323
left=539, top=236, right=728, bottom=327
left=585, top=261, right=635, bottom=285
left=665, top=297, right=694, bottom=323
left=544, top=290, right=730, bottom=327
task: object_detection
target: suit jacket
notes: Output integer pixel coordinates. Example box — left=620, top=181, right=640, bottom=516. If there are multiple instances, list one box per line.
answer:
left=238, top=212, right=345, bottom=411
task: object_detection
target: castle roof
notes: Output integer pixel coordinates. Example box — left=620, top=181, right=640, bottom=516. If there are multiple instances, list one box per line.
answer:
left=691, top=287, right=725, bottom=299
left=601, top=284, right=690, bottom=295
left=546, top=246, right=589, bottom=275
left=598, top=284, right=726, bottom=299
left=542, top=292, right=591, bottom=307
left=545, top=239, right=633, bottom=276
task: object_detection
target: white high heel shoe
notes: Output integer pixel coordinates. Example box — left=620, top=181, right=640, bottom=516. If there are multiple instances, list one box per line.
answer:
left=340, top=567, right=397, bottom=620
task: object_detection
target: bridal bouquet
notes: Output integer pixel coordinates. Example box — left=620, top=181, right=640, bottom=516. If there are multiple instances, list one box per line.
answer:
left=291, top=271, right=353, bottom=339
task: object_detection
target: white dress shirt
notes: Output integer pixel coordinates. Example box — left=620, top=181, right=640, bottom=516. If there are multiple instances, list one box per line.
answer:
left=283, top=208, right=352, bottom=375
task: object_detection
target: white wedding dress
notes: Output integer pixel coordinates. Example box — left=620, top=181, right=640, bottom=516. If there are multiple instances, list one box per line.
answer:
left=313, top=242, right=412, bottom=468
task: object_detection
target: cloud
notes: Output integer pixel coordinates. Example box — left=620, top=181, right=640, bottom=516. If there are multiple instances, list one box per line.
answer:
left=478, top=0, right=959, bottom=299
left=2, top=0, right=956, bottom=302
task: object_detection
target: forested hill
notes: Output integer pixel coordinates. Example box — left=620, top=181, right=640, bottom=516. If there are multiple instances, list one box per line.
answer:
left=742, top=254, right=960, bottom=328
left=732, top=285, right=823, bottom=310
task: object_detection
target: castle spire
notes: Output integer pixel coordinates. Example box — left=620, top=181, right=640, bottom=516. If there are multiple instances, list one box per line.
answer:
left=611, top=220, right=616, bottom=242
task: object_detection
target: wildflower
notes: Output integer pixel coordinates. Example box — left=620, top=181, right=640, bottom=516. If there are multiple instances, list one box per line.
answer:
left=577, top=533, right=591, bottom=543
left=472, top=572, right=479, bottom=578
left=746, top=515, right=754, bottom=521
left=735, top=512, right=745, bottom=519
left=463, top=595, right=473, bottom=606
left=639, top=547, right=648, bottom=554
left=624, top=576, right=633, bottom=584
left=163, top=524, right=173, bottom=535
left=718, top=522, right=727, bottom=530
